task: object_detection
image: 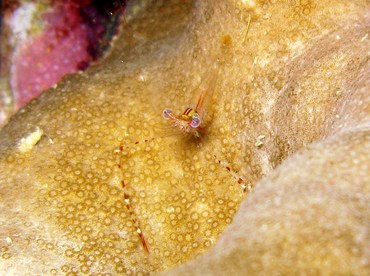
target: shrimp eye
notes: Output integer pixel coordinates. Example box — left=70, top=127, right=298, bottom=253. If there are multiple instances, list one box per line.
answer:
left=162, top=108, right=173, bottom=119
left=190, top=116, right=201, bottom=128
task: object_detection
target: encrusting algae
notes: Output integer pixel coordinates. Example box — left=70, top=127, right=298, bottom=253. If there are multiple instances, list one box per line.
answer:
left=0, top=0, right=369, bottom=275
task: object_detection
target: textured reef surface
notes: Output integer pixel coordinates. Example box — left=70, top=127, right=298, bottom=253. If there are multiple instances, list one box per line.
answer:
left=0, top=0, right=124, bottom=126
left=0, top=0, right=369, bottom=275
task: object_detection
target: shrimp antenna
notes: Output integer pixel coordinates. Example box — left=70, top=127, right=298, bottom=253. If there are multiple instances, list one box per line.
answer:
left=242, top=14, right=252, bottom=45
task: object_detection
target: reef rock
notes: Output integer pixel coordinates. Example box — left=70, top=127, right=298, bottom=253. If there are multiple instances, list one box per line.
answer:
left=0, top=0, right=123, bottom=127
left=0, top=0, right=369, bottom=275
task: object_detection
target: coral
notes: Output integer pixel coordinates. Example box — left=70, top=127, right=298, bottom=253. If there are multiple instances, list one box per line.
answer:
left=166, top=130, right=370, bottom=275
left=0, top=0, right=124, bottom=126
left=0, top=0, right=369, bottom=275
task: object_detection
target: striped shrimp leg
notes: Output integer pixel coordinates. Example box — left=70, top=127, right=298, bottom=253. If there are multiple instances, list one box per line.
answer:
left=213, top=154, right=253, bottom=193
left=115, top=144, right=150, bottom=253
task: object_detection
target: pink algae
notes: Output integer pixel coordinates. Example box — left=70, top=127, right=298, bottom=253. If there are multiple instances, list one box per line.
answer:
left=10, top=2, right=104, bottom=108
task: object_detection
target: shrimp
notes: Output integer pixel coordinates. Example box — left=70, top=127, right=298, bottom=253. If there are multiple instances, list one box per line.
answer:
left=162, top=68, right=219, bottom=138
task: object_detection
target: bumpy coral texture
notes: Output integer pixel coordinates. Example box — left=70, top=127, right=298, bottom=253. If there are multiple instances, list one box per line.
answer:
left=0, top=0, right=369, bottom=275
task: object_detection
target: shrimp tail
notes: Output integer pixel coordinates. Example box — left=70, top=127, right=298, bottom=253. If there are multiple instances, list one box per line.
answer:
left=195, top=66, right=219, bottom=114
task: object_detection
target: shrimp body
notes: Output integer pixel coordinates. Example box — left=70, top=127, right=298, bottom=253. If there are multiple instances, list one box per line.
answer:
left=162, top=68, right=218, bottom=137
left=162, top=107, right=202, bottom=137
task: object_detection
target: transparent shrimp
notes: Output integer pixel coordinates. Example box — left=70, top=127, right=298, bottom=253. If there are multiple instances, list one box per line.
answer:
left=162, top=68, right=219, bottom=138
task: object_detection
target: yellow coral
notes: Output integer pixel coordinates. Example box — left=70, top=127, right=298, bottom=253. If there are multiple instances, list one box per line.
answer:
left=0, top=0, right=369, bottom=275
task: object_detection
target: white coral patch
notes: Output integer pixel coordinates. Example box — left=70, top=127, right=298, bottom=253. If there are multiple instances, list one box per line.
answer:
left=18, top=127, right=43, bottom=153
left=8, top=2, right=37, bottom=45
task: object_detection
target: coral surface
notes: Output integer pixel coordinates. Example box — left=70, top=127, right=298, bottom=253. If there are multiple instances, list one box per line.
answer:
left=0, top=0, right=124, bottom=126
left=0, top=0, right=369, bottom=275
